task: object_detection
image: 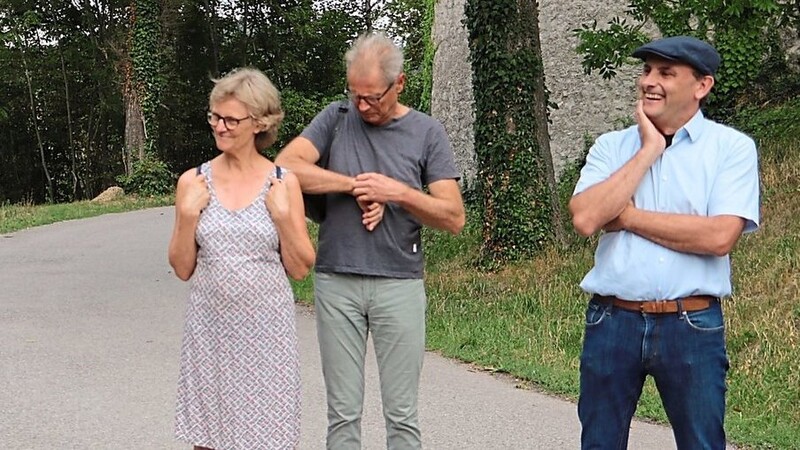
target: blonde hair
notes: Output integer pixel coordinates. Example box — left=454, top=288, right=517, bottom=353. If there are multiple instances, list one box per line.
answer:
left=209, top=67, right=284, bottom=150
left=344, top=33, right=404, bottom=84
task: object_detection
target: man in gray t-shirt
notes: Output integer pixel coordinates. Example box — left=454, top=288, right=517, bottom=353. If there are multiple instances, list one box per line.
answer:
left=276, top=33, right=465, bottom=449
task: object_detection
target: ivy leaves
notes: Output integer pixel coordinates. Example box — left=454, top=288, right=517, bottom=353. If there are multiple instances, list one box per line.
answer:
left=572, top=0, right=793, bottom=115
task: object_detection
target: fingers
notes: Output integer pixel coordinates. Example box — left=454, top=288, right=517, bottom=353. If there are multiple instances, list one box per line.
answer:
left=361, top=202, right=385, bottom=232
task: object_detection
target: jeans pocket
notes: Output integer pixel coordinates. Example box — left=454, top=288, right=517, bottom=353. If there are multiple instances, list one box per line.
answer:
left=585, top=299, right=610, bottom=327
left=682, top=303, right=724, bottom=332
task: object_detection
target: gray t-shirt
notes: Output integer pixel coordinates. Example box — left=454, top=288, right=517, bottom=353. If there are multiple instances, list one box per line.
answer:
left=301, top=101, right=460, bottom=279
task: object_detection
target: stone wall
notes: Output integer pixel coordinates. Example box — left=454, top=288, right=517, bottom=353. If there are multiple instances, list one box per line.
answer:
left=431, top=0, right=642, bottom=180
left=430, top=0, right=477, bottom=182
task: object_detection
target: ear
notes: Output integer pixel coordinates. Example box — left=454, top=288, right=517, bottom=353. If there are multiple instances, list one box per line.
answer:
left=695, top=75, right=715, bottom=101
left=395, top=72, right=406, bottom=93
left=253, top=116, right=266, bottom=135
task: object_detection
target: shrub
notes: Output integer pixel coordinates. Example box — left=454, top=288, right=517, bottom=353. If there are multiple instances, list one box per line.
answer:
left=116, top=155, right=175, bottom=197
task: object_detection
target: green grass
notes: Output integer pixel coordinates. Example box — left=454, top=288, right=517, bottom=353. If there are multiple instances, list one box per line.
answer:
left=0, top=195, right=173, bottom=234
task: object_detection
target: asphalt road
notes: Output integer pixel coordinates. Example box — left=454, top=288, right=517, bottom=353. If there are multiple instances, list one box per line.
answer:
left=0, top=207, right=682, bottom=449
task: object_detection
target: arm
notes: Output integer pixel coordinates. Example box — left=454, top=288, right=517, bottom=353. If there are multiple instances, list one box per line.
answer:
left=275, top=136, right=355, bottom=194
left=276, top=136, right=386, bottom=231
left=168, top=169, right=210, bottom=281
left=569, top=100, right=667, bottom=237
left=607, top=206, right=746, bottom=256
left=353, top=175, right=465, bottom=234
left=266, top=172, right=316, bottom=280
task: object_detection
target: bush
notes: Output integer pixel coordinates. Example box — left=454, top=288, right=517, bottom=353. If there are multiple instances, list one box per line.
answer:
left=116, top=155, right=175, bottom=197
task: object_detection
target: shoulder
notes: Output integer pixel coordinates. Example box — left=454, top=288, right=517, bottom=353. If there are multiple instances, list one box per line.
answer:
left=591, top=125, right=640, bottom=155
left=698, top=118, right=757, bottom=155
left=704, top=118, right=755, bottom=141
left=177, top=167, right=201, bottom=186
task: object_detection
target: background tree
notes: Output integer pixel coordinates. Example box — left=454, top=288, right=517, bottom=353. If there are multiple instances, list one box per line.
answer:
left=0, top=0, right=431, bottom=204
left=464, top=0, right=561, bottom=266
left=122, top=0, right=163, bottom=174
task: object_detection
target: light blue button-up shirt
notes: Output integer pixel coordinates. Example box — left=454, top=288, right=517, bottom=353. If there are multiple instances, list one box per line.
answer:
left=574, top=110, right=760, bottom=300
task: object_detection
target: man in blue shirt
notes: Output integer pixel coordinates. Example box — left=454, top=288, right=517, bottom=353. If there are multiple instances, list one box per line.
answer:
left=569, top=36, right=760, bottom=449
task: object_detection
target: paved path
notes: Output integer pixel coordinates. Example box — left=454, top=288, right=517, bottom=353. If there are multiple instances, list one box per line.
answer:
left=0, top=207, right=681, bottom=449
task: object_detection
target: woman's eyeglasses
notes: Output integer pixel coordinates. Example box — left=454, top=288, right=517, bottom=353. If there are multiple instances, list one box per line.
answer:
left=207, top=112, right=253, bottom=130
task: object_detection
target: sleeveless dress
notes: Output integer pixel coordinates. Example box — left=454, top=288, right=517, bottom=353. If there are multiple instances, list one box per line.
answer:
left=175, top=162, right=300, bottom=449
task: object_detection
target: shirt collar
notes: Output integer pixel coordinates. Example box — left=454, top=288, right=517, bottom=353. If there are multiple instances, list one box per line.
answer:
left=677, top=109, right=706, bottom=144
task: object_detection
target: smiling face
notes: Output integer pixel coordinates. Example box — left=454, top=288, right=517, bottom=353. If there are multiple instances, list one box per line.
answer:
left=638, top=56, right=714, bottom=134
left=209, top=96, right=259, bottom=154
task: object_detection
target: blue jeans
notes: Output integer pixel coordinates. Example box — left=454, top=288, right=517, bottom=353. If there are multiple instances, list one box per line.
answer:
left=578, top=296, right=729, bottom=450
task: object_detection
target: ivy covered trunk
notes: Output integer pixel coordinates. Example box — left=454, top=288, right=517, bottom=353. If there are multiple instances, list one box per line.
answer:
left=123, top=0, right=163, bottom=174
left=464, top=0, right=556, bottom=265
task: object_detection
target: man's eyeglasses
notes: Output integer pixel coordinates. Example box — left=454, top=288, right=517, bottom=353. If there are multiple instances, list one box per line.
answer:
left=347, top=81, right=395, bottom=107
left=207, top=111, right=253, bottom=130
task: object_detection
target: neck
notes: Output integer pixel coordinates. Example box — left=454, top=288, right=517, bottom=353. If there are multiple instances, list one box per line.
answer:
left=654, top=108, right=699, bottom=135
left=219, top=150, right=263, bottom=172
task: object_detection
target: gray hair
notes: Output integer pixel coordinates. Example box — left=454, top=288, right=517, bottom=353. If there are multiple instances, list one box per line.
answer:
left=209, top=67, right=284, bottom=150
left=344, top=33, right=404, bottom=84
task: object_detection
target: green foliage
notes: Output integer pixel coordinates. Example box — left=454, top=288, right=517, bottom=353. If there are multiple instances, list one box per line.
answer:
left=391, top=0, right=435, bottom=113
left=573, top=18, right=649, bottom=79
left=732, top=98, right=800, bottom=161
left=416, top=0, right=436, bottom=113
left=272, top=88, right=343, bottom=157
left=572, top=0, right=793, bottom=116
left=116, top=154, right=175, bottom=197
left=464, top=0, right=555, bottom=265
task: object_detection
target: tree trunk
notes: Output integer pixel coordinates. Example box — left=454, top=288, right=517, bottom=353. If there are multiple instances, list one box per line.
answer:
left=466, top=0, right=557, bottom=264
left=522, top=0, right=565, bottom=247
left=124, top=89, right=146, bottom=174
left=203, top=0, right=221, bottom=76
left=21, top=50, right=54, bottom=203
left=60, top=48, right=81, bottom=200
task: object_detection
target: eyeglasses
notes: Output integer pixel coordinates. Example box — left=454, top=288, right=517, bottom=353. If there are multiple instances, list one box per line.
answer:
left=347, top=81, right=395, bottom=107
left=207, top=111, right=253, bottom=130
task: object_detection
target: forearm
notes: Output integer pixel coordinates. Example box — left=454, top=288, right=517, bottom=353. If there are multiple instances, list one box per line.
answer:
left=570, top=146, right=661, bottom=236
left=168, top=214, right=200, bottom=280
left=272, top=209, right=315, bottom=280
left=395, top=187, right=465, bottom=235
left=622, top=209, right=744, bottom=256
left=282, top=159, right=354, bottom=194
left=274, top=141, right=353, bottom=194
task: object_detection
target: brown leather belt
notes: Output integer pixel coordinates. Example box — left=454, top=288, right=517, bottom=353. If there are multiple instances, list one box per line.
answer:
left=593, top=294, right=717, bottom=314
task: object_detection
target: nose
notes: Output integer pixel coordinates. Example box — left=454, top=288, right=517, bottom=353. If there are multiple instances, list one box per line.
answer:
left=640, top=71, right=656, bottom=87
left=356, top=98, right=371, bottom=112
left=214, top=118, right=228, bottom=133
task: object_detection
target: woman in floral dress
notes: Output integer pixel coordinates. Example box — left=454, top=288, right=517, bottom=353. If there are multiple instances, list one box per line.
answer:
left=168, top=67, right=314, bottom=450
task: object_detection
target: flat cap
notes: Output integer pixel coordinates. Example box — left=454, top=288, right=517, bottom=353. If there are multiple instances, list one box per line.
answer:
left=632, top=36, right=720, bottom=76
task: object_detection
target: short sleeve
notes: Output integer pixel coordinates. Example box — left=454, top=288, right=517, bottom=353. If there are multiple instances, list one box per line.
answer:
left=422, top=120, right=460, bottom=185
left=573, top=133, right=618, bottom=196
left=707, top=134, right=760, bottom=233
left=300, top=102, right=341, bottom=161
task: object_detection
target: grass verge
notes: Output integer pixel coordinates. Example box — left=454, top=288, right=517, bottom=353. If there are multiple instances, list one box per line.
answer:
left=0, top=196, right=173, bottom=234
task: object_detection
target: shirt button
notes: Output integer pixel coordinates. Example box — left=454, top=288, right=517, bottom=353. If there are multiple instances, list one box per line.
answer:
left=661, top=176, right=668, bottom=181
left=659, top=257, right=665, bottom=263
